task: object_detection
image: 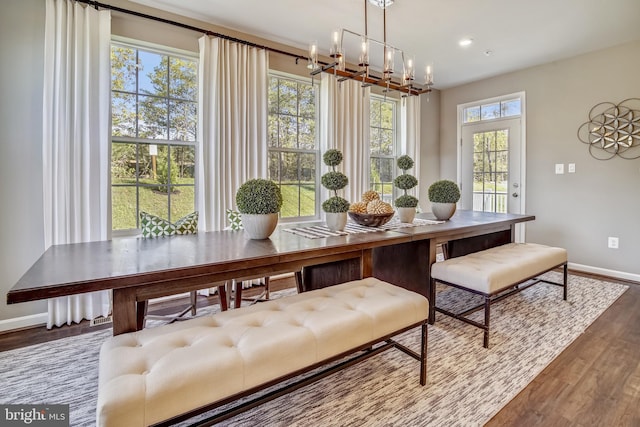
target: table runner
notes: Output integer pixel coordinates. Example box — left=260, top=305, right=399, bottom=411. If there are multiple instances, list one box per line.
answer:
left=283, top=217, right=444, bottom=239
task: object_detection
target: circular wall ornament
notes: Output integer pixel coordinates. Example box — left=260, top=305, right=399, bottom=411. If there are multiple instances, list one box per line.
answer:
left=577, top=98, right=640, bottom=160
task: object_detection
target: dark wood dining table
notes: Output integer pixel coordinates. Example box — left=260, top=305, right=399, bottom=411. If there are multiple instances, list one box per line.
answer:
left=7, top=210, right=534, bottom=335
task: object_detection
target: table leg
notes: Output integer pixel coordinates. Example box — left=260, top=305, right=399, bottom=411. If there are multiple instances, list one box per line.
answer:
left=112, top=288, right=139, bottom=336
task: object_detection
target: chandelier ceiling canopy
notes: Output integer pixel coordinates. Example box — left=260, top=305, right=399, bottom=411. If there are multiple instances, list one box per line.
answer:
left=308, top=0, right=433, bottom=96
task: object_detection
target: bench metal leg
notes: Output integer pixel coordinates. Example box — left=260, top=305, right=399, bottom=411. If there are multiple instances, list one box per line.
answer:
left=428, top=278, right=437, bottom=324
left=420, top=322, right=428, bottom=385
left=563, top=263, right=568, bottom=301
left=483, top=296, right=491, bottom=349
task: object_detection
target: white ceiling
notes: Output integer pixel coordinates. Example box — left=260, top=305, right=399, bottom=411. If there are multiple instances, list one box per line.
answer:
left=129, top=0, right=640, bottom=89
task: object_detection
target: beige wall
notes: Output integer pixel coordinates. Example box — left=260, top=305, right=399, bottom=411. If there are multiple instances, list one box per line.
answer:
left=0, top=0, right=47, bottom=324
left=440, top=41, right=640, bottom=276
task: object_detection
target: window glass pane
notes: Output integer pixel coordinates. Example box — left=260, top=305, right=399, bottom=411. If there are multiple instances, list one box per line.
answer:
left=111, top=143, right=137, bottom=185
left=278, top=80, right=297, bottom=115
left=298, top=117, right=315, bottom=149
left=173, top=146, right=195, bottom=182
left=380, top=129, right=394, bottom=155
left=267, top=115, right=279, bottom=148
left=139, top=94, right=168, bottom=139
left=169, top=57, right=197, bottom=101
left=278, top=115, right=297, bottom=148
left=138, top=51, right=167, bottom=96
left=268, top=151, right=281, bottom=182
left=501, top=99, right=521, bottom=117
left=370, top=99, right=381, bottom=127
left=300, top=153, right=316, bottom=189
left=464, top=106, right=480, bottom=123
left=112, top=93, right=137, bottom=137
left=298, top=83, right=315, bottom=117
left=170, top=185, right=195, bottom=220
left=380, top=101, right=393, bottom=129
left=481, top=103, right=500, bottom=120
left=370, top=127, right=381, bottom=155
left=281, top=152, right=299, bottom=183
left=169, top=100, right=197, bottom=141
left=280, top=183, right=301, bottom=218
left=112, top=186, right=138, bottom=230
left=268, top=77, right=279, bottom=114
left=111, top=46, right=137, bottom=92
left=496, top=151, right=508, bottom=172
left=496, top=129, right=509, bottom=150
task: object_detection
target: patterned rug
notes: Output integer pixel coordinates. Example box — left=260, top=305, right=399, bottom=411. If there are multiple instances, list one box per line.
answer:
left=0, top=273, right=627, bottom=426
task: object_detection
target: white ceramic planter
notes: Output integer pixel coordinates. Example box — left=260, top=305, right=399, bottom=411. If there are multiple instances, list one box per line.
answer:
left=397, top=207, right=416, bottom=223
left=325, top=212, right=348, bottom=231
left=241, top=213, right=279, bottom=239
left=431, top=202, right=457, bottom=220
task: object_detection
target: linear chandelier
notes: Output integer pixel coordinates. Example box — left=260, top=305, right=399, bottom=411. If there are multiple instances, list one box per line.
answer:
left=308, top=0, right=433, bottom=96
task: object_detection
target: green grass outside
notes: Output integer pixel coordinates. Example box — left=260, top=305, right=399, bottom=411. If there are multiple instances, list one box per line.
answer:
left=112, top=178, right=195, bottom=230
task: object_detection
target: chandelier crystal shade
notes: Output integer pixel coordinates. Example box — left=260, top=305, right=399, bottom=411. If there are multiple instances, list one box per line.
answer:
left=308, top=0, right=433, bottom=96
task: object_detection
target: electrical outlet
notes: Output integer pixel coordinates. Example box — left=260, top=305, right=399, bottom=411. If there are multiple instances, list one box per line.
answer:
left=555, top=163, right=564, bottom=174
left=568, top=163, right=575, bottom=173
left=608, top=237, right=619, bottom=249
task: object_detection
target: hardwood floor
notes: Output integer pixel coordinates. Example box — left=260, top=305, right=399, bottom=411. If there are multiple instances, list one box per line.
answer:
left=487, top=273, right=640, bottom=426
left=1, top=272, right=639, bottom=426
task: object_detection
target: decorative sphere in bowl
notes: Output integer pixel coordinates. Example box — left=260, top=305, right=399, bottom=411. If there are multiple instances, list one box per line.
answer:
left=348, top=211, right=394, bottom=227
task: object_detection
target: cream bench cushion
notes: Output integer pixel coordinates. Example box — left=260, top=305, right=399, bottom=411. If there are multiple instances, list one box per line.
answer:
left=431, top=242, right=568, bottom=294
left=97, top=277, right=429, bottom=427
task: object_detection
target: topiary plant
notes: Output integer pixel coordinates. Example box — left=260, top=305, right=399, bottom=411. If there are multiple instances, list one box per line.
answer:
left=322, top=196, right=350, bottom=213
left=428, top=179, right=461, bottom=203
left=235, top=178, right=283, bottom=214
left=394, top=155, right=419, bottom=208
left=321, top=149, right=349, bottom=213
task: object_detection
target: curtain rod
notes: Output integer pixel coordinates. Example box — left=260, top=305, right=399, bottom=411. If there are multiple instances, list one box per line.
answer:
left=75, top=0, right=307, bottom=63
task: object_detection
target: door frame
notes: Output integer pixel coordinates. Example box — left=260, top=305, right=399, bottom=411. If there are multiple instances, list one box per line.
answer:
left=456, top=91, right=527, bottom=241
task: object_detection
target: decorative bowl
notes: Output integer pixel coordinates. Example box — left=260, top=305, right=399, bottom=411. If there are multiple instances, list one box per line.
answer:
left=348, top=211, right=395, bottom=227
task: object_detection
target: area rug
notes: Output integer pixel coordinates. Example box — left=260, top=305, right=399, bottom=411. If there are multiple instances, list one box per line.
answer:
left=0, top=273, right=627, bottom=426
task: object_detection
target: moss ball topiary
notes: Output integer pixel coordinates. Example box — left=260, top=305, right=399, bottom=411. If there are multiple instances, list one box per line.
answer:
left=395, top=194, right=419, bottom=208
left=394, top=174, right=418, bottom=191
left=323, top=149, right=343, bottom=167
left=321, top=171, right=349, bottom=191
left=235, top=179, right=283, bottom=214
left=322, top=196, right=351, bottom=213
left=428, top=180, right=461, bottom=203
left=397, top=155, right=414, bottom=171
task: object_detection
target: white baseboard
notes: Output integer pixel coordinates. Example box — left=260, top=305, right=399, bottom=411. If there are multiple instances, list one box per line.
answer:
left=0, top=312, right=47, bottom=333
left=568, top=262, right=640, bottom=283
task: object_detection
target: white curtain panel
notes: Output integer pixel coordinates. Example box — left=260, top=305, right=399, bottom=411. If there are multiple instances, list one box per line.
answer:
left=320, top=76, right=371, bottom=206
left=43, top=0, right=112, bottom=328
left=400, top=96, right=422, bottom=209
left=197, top=36, right=269, bottom=232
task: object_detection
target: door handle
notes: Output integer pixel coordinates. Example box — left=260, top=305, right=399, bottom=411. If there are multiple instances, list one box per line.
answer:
left=512, top=193, right=519, bottom=197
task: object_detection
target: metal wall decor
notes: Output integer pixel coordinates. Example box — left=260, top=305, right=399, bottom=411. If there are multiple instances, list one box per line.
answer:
left=577, top=98, right=640, bottom=160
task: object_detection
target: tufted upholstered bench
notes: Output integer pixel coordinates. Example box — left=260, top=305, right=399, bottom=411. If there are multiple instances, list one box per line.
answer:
left=430, top=242, right=567, bottom=348
left=96, top=277, right=429, bottom=427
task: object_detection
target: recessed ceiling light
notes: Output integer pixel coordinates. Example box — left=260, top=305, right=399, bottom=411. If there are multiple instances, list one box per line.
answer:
left=459, top=38, right=473, bottom=47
